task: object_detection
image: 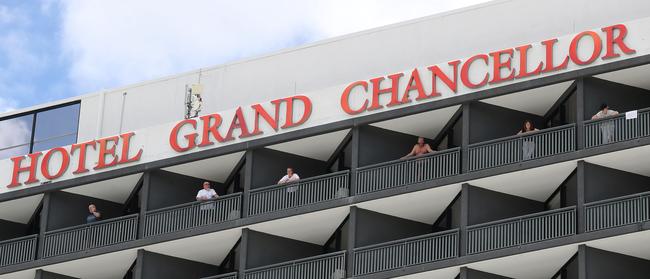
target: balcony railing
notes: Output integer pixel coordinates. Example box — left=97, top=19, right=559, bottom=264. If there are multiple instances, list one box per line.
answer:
left=356, top=148, right=460, bottom=194
left=200, top=272, right=238, bottom=279
left=467, top=206, right=576, bottom=255
left=585, top=191, right=650, bottom=232
left=584, top=108, right=650, bottom=148
left=468, top=124, right=576, bottom=171
left=144, top=193, right=242, bottom=237
left=244, top=251, right=346, bottom=279
left=353, top=229, right=459, bottom=276
left=42, top=214, right=138, bottom=258
left=0, top=234, right=37, bottom=267
left=248, top=171, right=349, bottom=216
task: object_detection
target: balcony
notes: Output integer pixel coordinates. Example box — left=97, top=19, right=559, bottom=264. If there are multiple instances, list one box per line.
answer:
left=201, top=272, right=238, bottom=279
left=356, top=148, right=460, bottom=194
left=466, top=206, right=576, bottom=255
left=0, top=234, right=37, bottom=267
left=243, top=251, right=346, bottom=279
left=42, top=214, right=138, bottom=258
left=144, top=193, right=242, bottom=237
left=584, top=108, right=650, bottom=148
left=353, top=229, right=459, bottom=276
left=248, top=171, right=349, bottom=216
left=585, top=191, right=650, bottom=232
left=468, top=124, right=576, bottom=171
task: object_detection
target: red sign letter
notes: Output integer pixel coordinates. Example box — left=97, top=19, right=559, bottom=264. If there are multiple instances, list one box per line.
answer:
left=118, top=132, right=143, bottom=164
left=601, top=24, right=636, bottom=60
left=340, top=81, right=368, bottom=115
left=41, top=147, right=70, bottom=180
left=70, top=140, right=96, bottom=174
left=368, top=73, right=404, bottom=111
left=7, top=153, right=42, bottom=188
left=461, top=54, right=490, bottom=89
left=169, top=119, right=198, bottom=152
left=94, top=136, right=120, bottom=170
left=569, top=31, right=602, bottom=66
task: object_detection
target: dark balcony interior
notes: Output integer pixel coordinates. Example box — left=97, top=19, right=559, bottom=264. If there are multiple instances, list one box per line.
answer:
left=250, top=148, right=330, bottom=189
left=145, top=169, right=227, bottom=211
left=130, top=250, right=220, bottom=279
left=580, top=246, right=650, bottom=279
left=466, top=185, right=546, bottom=226
left=359, top=105, right=461, bottom=167
left=34, top=269, right=78, bottom=279
left=583, top=162, right=650, bottom=203
left=581, top=77, right=650, bottom=121
left=45, top=191, right=130, bottom=231
left=456, top=267, right=513, bottom=279
left=0, top=195, right=42, bottom=242
left=468, top=101, right=547, bottom=145
left=243, top=229, right=331, bottom=270
left=551, top=252, right=578, bottom=279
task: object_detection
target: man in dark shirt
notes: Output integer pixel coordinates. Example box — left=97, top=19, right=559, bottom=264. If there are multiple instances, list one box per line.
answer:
left=86, top=203, right=102, bottom=224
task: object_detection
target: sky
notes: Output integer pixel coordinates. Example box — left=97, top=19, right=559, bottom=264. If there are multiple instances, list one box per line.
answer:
left=0, top=0, right=490, bottom=113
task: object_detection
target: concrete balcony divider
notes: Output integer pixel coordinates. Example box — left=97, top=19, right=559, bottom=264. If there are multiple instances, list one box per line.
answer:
left=0, top=234, right=37, bottom=267
left=356, top=148, right=460, bottom=195
left=468, top=124, right=576, bottom=171
left=42, top=214, right=138, bottom=258
left=144, top=193, right=242, bottom=237
left=353, top=229, right=459, bottom=276
left=200, top=272, right=238, bottom=279
left=243, top=251, right=346, bottom=279
left=467, top=206, right=576, bottom=255
left=585, top=191, right=650, bottom=232
left=247, top=171, right=349, bottom=216
left=584, top=108, right=650, bottom=148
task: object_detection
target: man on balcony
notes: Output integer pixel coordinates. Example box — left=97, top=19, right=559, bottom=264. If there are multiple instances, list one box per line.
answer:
left=402, top=137, right=435, bottom=159
left=196, top=181, right=219, bottom=202
left=86, top=203, right=102, bottom=224
left=196, top=182, right=219, bottom=222
left=278, top=167, right=300, bottom=194
left=592, top=104, right=619, bottom=144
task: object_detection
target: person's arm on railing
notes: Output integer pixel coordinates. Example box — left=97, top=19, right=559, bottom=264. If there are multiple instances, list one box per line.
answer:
left=425, top=144, right=435, bottom=154
left=401, top=145, right=417, bottom=159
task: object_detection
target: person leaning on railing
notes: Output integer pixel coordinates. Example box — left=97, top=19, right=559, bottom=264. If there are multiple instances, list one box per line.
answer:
left=401, top=137, right=436, bottom=159
left=591, top=103, right=619, bottom=144
left=196, top=181, right=219, bottom=216
left=517, top=120, right=539, bottom=160
left=86, top=203, right=102, bottom=224
left=278, top=167, right=300, bottom=193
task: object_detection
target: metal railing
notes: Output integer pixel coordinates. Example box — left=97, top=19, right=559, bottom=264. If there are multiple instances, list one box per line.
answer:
left=356, top=148, right=460, bottom=194
left=468, top=124, right=576, bottom=171
left=584, top=108, right=650, bottom=148
left=200, top=272, right=238, bottom=279
left=144, top=193, right=242, bottom=237
left=42, top=214, right=138, bottom=258
left=244, top=251, right=346, bottom=279
left=353, top=229, right=459, bottom=276
left=248, top=171, right=349, bottom=216
left=585, top=191, right=650, bottom=232
left=467, top=206, right=576, bottom=255
left=0, top=234, right=37, bottom=267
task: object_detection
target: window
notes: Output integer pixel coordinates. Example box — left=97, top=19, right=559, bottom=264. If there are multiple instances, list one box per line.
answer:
left=0, top=102, right=80, bottom=160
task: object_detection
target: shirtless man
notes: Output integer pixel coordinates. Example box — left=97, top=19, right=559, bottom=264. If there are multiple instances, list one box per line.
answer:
left=402, top=137, right=435, bottom=159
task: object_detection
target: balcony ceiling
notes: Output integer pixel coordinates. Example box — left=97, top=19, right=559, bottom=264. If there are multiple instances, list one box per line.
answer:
left=0, top=194, right=42, bottom=224
left=356, top=184, right=462, bottom=224
left=587, top=228, right=650, bottom=260
left=468, top=244, right=577, bottom=279
left=248, top=206, right=350, bottom=245
left=596, top=63, right=650, bottom=90
left=146, top=227, right=242, bottom=265
left=62, top=173, right=142, bottom=204
left=393, top=266, right=460, bottom=279
left=267, top=129, right=350, bottom=161
left=36, top=249, right=136, bottom=279
left=585, top=144, right=650, bottom=177
left=370, top=105, right=460, bottom=140
left=162, top=151, right=245, bottom=183
left=469, top=160, right=576, bottom=202
left=481, top=81, right=573, bottom=116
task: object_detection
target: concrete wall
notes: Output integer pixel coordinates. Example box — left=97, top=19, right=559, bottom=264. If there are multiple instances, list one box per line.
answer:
left=582, top=78, right=650, bottom=120
left=250, top=148, right=328, bottom=189
left=354, top=208, right=432, bottom=247
left=34, top=270, right=79, bottom=279
left=583, top=246, right=650, bottom=279
left=358, top=125, right=431, bottom=167
left=45, top=191, right=124, bottom=231
left=146, top=170, right=223, bottom=211
left=468, top=102, right=546, bottom=144
left=467, top=186, right=545, bottom=225
left=583, top=163, right=650, bottom=203
left=245, top=230, right=323, bottom=269
left=135, top=250, right=219, bottom=279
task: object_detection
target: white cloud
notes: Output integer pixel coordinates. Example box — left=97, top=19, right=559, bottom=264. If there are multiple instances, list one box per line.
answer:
left=0, top=96, right=17, bottom=113
left=59, top=0, right=490, bottom=94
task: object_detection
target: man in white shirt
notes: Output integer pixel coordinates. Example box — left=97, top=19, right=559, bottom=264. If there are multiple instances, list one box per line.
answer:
left=196, top=181, right=219, bottom=223
left=196, top=181, right=219, bottom=201
left=278, top=168, right=300, bottom=184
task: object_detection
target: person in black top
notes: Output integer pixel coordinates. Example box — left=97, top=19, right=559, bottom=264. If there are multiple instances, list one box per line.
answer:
left=86, top=203, right=102, bottom=224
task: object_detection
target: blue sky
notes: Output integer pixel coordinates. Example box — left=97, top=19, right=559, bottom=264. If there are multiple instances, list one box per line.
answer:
left=0, top=0, right=489, bottom=113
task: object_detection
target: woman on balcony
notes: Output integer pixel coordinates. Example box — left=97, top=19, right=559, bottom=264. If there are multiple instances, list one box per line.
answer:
left=592, top=103, right=619, bottom=144
left=517, top=120, right=539, bottom=160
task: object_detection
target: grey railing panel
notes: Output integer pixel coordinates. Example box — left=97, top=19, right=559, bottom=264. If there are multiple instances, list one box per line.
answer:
left=244, top=251, right=346, bottom=279
left=353, top=229, right=459, bottom=276
left=248, top=171, right=349, bottom=216
left=145, top=193, right=242, bottom=237
left=584, top=108, right=650, bottom=148
left=468, top=124, right=576, bottom=171
left=42, top=214, right=138, bottom=258
left=585, top=191, right=650, bottom=232
left=356, top=148, right=460, bottom=194
left=0, top=234, right=37, bottom=267
left=200, top=272, right=238, bottom=279
left=467, top=207, right=576, bottom=255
